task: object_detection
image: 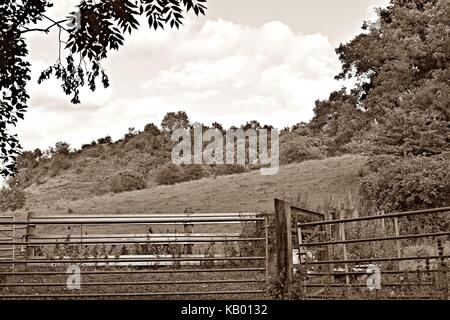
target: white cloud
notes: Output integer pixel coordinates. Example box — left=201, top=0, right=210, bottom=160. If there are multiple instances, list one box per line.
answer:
left=18, top=17, right=345, bottom=151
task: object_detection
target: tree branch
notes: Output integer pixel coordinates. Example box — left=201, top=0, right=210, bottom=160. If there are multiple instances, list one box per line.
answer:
left=42, top=14, right=69, bottom=32
left=20, top=18, right=68, bottom=34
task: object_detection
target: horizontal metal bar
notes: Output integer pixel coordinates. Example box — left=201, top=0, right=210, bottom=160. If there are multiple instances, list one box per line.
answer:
left=1, top=217, right=265, bottom=225
left=0, top=290, right=266, bottom=299
left=0, top=279, right=265, bottom=287
left=298, top=207, right=450, bottom=227
left=0, top=256, right=266, bottom=264
left=305, top=282, right=434, bottom=287
left=303, top=254, right=450, bottom=265
left=34, top=233, right=242, bottom=240
left=32, top=213, right=260, bottom=219
left=300, top=231, right=450, bottom=247
left=305, top=295, right=438, bottom=300
left=0, top=237, right=265, bottom=245
left=307, top=269, right=446, bottom=276
left=0, top=267, right=266, bottom=276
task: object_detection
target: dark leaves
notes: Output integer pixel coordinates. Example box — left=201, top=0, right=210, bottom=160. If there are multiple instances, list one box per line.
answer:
left=1, top=0, right=208, bottom=179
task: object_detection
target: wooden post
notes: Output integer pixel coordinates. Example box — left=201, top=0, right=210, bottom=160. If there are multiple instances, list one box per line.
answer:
left=339, top=206, right=350, bottom=285
left=324, top=210, right=334, bottom=276
left=12, top=215, right=15, bottom=270
left=274, top=199, right=293, bottom=284
left=183, top=208, right=194, bottom=255
left=25, top=212, right=36, bottom=270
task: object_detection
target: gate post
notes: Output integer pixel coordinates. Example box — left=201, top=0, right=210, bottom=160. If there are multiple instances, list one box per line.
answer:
left=274, top=199, right=293, bottom=285
left=25, top=212, right=36, bottom=270
left=183, top=207, right=194, bottom=255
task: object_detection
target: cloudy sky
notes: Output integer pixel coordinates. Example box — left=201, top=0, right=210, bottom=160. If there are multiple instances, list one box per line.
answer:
left=19, top=0, right=390, bottom=151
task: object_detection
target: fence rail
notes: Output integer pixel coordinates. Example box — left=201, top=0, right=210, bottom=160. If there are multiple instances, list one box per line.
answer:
left=0, top=211, right=269, bottom=300
left=273, top=199, right=450, bottom=300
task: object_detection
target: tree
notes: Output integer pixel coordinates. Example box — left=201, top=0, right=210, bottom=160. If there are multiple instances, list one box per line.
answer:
left=144, top=123, right=160, bottom=136
left=53, top=141, right=71, bottom=155
left=0, top=0, right=207, bottom=178
left=311, top=88, right=365, bottom=154
left=242, top=120, right=262, bottom=131
left=211, top=122, right=224, bottom=132
left=97, top=135, right=112, bottom=144
left=161, top=111, right=190, bottom=132
left=311, top=0, right=450, bottom=155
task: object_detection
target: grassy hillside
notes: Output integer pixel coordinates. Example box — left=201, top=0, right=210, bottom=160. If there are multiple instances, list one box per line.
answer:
left=24, top=155, right=367, bottom=216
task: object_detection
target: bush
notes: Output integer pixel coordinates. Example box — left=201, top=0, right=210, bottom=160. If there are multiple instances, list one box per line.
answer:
left=109, top=170, right=146, bottom=193
left=361, top=155, right=450, bottom=213
left=53, top=141, right=71, bottom=155
left=280, top=135, right=326, bottom=165
left=0, top=187, right=26, bottom=212
left=360, top=154, right=450, bottom=234
left=181, top=164, right=209, bottom=181
left=155, top=163, right=209, bottom=185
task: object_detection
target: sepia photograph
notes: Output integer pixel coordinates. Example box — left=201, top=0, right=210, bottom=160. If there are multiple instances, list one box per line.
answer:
left=0, top=0, right=449, bottom=309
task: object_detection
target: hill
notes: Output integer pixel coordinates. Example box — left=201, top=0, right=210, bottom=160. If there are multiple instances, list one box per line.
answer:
left=23, top=155, right=367, bottom=216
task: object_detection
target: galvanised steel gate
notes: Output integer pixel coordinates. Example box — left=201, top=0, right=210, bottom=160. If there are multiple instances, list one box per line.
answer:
left=295, top=206, right=450, bottom=299
left=0, top=212, right=269, bottom=299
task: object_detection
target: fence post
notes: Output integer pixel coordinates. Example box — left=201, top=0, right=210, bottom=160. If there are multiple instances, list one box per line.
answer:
left=338, top=207, right=350, bottom=286
left=274, top=199, right=293, bottom=285
left=184, top=208, right=194, bottom=255
left=25, top=212, right=36, bottom=269
left=12, top=215, right=15, bottom=269
left=324, top=210, right=334, bottom=276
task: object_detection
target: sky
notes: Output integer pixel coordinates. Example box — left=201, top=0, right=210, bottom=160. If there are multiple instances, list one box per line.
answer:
left=17, top=0, right=390, bottom=151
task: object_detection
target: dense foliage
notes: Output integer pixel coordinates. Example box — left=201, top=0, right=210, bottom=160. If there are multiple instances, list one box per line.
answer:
left=0, top=187, right=26, bottom=212
left=109, top=169, right=146, bottom=193
left=311, top=0, right=450, bottom=156
left=360, top=154, right=450, bottom=213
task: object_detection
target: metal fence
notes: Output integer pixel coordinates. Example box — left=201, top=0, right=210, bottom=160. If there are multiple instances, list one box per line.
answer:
left=295, top=206, right=450, bottom=300
left=0, top=216, right=16, bottom=266
left=0, top=212, right=269, bottom=299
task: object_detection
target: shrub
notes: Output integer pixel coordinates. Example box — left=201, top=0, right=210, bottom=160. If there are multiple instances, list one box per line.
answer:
left=0, top=187, right=26, bottom=212
left=181, top=164, right=209, bottom=182
left=280, top=135, right=326, bottom=165
left=360, top=154, right=450, bottom=234
left=361, top=155, right=450, bottom=213
left=144, top=123, right=161, bottom=136
left=97, top=136, right=112, bottom=145
left=109, top=170, right=146, bottom=193
left=53, top=141, right=71, bottom=155
left=155, top=163, right=208, bottom=185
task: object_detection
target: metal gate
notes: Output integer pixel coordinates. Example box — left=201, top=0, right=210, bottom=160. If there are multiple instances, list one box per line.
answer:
left=0, top=215, right=16, bottom=267
left=0, top=212, right=269, bottom=299
left=295, top=207, right=450, bottom=299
